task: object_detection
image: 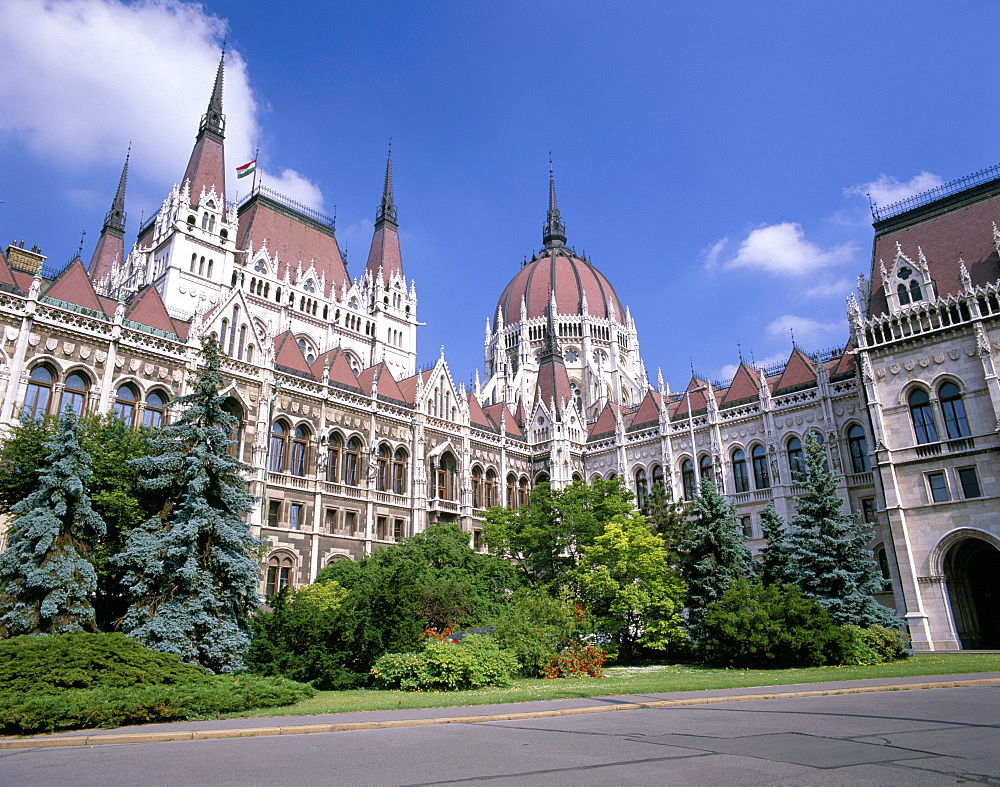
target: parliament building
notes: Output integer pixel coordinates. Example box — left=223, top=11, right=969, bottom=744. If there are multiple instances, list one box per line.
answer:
left=1, top=57, right=997, bottom=652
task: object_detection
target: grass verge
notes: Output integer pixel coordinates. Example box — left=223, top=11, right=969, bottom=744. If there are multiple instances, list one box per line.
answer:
left=231, top=652, right=999, bottom=719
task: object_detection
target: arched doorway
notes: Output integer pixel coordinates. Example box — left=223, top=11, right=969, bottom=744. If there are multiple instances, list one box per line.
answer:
left=944, top=537, right=1000, bottom=649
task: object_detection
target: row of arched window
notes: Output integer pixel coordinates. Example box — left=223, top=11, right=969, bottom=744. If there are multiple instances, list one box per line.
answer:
left=908, top=382, right=970, bottom=444
left=189, top=253, right=214, bottom=278
left=633, top=425, right=872, bottom=502
left=22, top=364, right=169, bottom=427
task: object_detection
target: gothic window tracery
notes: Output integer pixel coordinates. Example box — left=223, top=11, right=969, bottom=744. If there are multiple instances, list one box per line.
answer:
left=847, top=425, right=869, bottom=473
left=113, top=384, right=138, bottom=426
left=909, top=388, right=937, bottom=444
left=23, top=365, right=54, bottom=419
left=59, top=372, right=89, bottom=417
left=751, top=444, right=770, bottom=489
left=732, top=448, right=749, bottom=493
left=940, top=381, right=970, bottom=439
left=143, top=390, right=167, bottom=428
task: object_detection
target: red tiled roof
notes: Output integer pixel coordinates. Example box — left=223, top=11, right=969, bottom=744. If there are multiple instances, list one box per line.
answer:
left=86, top=230, right=124, bottom=283
left=273, top=331, right=315, bottom=378
left=237, top=195, right=349, bottom=293
left=467, top=391, right=494, bottom=430
left=869, top=189, right=1000, bottom=317
left=366, top=223, right=403, bottom=285
left=311, top=347, right=363, bottom=392
left=44, top=260, right=105, bottom=313
left=0, top=248, right=21, bottom=291
left=126, top=286, right=181, bottom=336
left=535, top=356, right=573, bottom=415
left=720, top=363, right=759, bottom=404
left=396, top=369, right=433, bottom=405
left=774, top=348, right=816, bottom=392
left=482, top=402, right=524, bottom=438
left=496, top=246, right=624, bottom=323
left=830, top=338, right=857, bottom=377
left=180, top=134, right=226, bottom=208
left=668, top=378, right=709, bottom=419
left=588, top=401, right=620, bottom=439
left=628, top=391, right=662, bottom=428
left=357, top=361, right=408, bottom=403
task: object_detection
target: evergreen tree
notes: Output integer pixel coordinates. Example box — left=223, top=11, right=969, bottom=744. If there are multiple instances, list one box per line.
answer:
left=678, top=478, right=752, bottom=640
left=786, top=434, right=898, bottom=628
left=116, top=337, right=261, bottom=672
left=0, top=410, right=106, bottom=636
left=758, top=503, right=794, bottom=586
left=641, top=481, right=690, bottom=569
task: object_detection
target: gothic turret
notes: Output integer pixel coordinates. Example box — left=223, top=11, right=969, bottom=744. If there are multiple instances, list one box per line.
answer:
left=365, top=148, right=404, bottom=285
left=87, top=150, right=129, bottom=282
left=542, top=161, right=567, bottom=248
left=180, top=52, right=227, bottom=207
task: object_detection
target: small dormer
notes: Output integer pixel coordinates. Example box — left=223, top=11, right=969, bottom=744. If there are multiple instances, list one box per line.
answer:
left=881, top=243, right=935, bottom=313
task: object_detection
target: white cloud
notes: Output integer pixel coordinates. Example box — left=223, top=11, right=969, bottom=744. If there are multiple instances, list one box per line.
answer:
left=701, top=237, right=728, bottom=272
left=722, top=222, right=854, bottom=275
left=718, top=352, right=786, bottom=381
left=254, top=168, right=325, bottom=213
left=846, top=171, right=944, bottom=210
left=0, top=0, right=323, bottom=209
left=765, top=314, right=842, bottom=346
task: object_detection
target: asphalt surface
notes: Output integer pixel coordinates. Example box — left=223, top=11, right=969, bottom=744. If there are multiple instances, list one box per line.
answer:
left=1, top=673, right=998, bottom=785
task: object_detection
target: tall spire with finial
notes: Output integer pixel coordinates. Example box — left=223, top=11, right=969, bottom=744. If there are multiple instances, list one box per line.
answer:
left=542, top=154, right=567, bottom=248
left=535, top=290, right=572, bottom=414
left=366, top=143, right=404, bottom=285
left=180, top=49, right=227, bottom=206
left=88, top=149, right=130, bottom=280
left=375, top=142, right=397, bottom=229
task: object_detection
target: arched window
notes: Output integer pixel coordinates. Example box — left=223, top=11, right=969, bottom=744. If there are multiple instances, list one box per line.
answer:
left=376, top=444, right=391, bottom=491
left=23, top=365, right=54, bottom=419
left=269, top=421, right=288, bottom=473
left=909, top=279, right=922, bottom=302
left=59, top=372, right=89, bottom=416
left=732, top=448, right=749, bottom=493
left=435, top=453, right=457, bottom=500
left=897, top=282, right=910, bottom=306
left=143, top=390, right=167, bottom=428
left=290, top=426, right=309, bottom=477
left=265, top=553, right=295, bottom=596
left=752, top=444, right=770, bottom=489
left=507, top=473, right=517, bottom=508
left=908, top=388, right=938, bottom=444
left=392, top=448, right=408, bottom=494
left=484, top=469, right=497, bottom=507
left=651, top=464, right=664, bottom=491
left=518, top=476, right=529, bottom=508
left=847, top=425, right=869, bottom=473
left=221, top=398, right=244, bottom=458
left=344, top=438, right=362, bottom=486
left=471, top=466, right=483, bottom=508
left=939, top=382, right=970, bottom=439
left=699, top=455, right=713, bottom=484
left=635, top=467, right=648, bottom=509
left=113, top=384, right=138, bottom=426
left=787, top=437, right=805, bottom=482
left=326, top=433, right=342, bottom=482
left=681, top=458, right=695, bottom=501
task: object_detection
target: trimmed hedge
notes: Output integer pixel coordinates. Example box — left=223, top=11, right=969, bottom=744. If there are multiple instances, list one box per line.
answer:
left=0, top=633, right=314, bottom=734
left=370, top=635, right=518, bottom=691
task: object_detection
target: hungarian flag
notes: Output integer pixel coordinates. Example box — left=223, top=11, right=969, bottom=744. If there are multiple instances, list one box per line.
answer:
left=236, top=159, right=257, bottom=179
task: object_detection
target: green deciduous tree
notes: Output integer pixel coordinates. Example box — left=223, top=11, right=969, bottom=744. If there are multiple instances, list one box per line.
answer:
left=786, top=434, right=898, bottom=628
left=483, top=478, right=635, bottom=588
left=641, top=481, right=690, bottom=569
left=571, top=513, right=687, bottom=661
left=0, top=410, right=107, bottom=636
left=678, top=479, right=753, bottom=640
left=115, top=337, right=262, bottom=673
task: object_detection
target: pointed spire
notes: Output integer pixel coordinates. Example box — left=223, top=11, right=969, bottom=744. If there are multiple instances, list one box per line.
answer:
left=375, top=143, right=398, bottom=229
left=201, top=50, right=226, bottom=138
left=539, top=290, right=563, bottom=363
left=542, top=154, right=567, bottom=248
left=104, top=148, right=128, bottom=235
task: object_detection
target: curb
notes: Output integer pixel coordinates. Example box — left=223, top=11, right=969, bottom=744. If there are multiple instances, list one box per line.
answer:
left=2, top=677, right=998, bottom=750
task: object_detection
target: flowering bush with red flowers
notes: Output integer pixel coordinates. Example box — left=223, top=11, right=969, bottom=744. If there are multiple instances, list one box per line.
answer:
left=542, top=642, right=606, bottom=679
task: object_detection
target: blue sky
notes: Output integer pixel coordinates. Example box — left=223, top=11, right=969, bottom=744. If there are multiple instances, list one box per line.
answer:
left=2, top=0, right=998, bottom=391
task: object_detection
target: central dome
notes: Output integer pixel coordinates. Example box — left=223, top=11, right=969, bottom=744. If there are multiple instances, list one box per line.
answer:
left=496, top=246, right=624, bottom=323
left=495, top=169, right=624, bottom=323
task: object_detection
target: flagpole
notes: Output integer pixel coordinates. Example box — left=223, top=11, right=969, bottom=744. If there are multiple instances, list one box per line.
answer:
left=251, top=148, right=259, bottom=194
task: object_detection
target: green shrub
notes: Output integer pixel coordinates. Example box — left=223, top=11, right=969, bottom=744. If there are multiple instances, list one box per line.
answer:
left=370, top=635, right=518, bottom=691
left=700, top=580, right=848, bottom=668
left=838, top=624, right=911, bottom=665
left=491, top=592, right=585, bottom=677
left=0, top=632, right=210, bottom=693
left=0, top=675, right=314, bottom=734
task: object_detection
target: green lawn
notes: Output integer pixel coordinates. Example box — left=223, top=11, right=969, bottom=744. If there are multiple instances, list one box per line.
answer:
left=233, top=652, right=999, bottom=719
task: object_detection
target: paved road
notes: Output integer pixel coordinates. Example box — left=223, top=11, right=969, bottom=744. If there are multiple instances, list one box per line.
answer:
left=2, top=685, right=998, bottom=785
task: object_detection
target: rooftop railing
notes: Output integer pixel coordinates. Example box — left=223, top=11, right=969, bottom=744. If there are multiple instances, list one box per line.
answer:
left=872, top=163, right=1000, bottom=222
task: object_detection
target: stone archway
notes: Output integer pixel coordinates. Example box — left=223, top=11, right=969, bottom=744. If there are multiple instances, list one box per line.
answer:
left=944, top=537, right=1000, bottom=649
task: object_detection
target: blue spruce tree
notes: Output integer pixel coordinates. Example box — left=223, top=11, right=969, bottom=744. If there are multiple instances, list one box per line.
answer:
left=786, top=434, right=897, bottom=627
left=117, top=336, right=261, bottom=672
left=758, top=503, right=794, bottom=586
left=0, top=410, right=106, bottom=635
left=678, top=478, right=753, bottom=640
